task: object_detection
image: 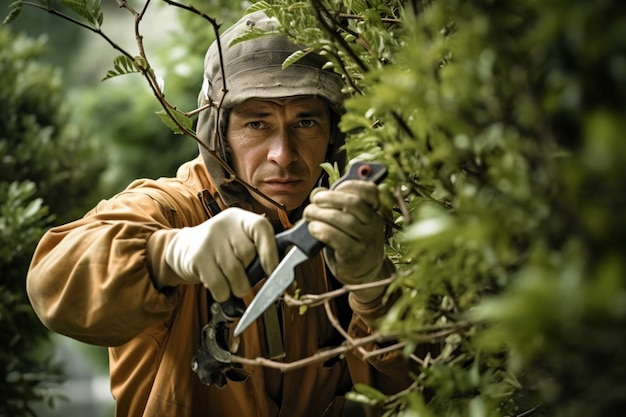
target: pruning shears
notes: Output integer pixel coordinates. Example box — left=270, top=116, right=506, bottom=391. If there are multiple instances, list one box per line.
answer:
left=234, top=161, right=388, bottom=336
left=191, top=161, right=387, bottom=387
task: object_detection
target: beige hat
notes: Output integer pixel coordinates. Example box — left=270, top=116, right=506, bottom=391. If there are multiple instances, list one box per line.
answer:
left=199, top=10, right=345, bottom=114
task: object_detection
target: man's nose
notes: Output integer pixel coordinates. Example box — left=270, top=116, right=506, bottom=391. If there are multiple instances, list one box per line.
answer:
left=267, top=127, right=298, bottom=167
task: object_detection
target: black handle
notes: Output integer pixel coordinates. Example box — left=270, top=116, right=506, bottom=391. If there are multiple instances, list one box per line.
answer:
left=219, top=224, right=317, bottom=317
left=219, top=162, right=388, bottom=318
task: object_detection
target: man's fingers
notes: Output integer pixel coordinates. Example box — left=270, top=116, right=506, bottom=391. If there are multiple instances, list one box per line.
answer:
left=166, top=208, right=279, bottom=302
left=306, top=178, right=386, bottom=293
left=332, top=180, right=380, bottom=210
left=307, top=219, right=365, bottom=258
left=200, top=266, right=232, bottom=302
left=222, top=215, right=278, bottom=299
left=241, top=214, right=279, bottom=277
left=224, top=239, right=255, bottom=299
left=309, top=181, right=380, bottom=225
left=306, top=204, right=368, bottom=240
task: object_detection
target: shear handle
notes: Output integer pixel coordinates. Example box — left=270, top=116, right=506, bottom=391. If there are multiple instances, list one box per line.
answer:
left=221, top=161, right=387, bottom=316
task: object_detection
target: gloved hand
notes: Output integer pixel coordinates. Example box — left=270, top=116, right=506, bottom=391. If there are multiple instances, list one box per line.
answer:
left=164, top=208, right=279, bottom=302
left=303, top=180, right=386, bottom=303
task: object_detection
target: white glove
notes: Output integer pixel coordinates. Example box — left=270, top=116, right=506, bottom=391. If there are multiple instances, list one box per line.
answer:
left=303, top=180, right=386, bottom=302
left=165, top=208, right=279, bottom=302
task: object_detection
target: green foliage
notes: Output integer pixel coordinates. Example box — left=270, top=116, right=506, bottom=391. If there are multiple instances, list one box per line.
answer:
left=5, top=0, right=103, bottom=29
left=60, top=0, right=103, bottom=27
left=0, top=28, right=104, bottom=222
left=3, top=1, right=22, bottom=25
left=6, top=0, right=204, bottom=190
left=156, top=108, right=195, bottom=135
left=5, top=0, right=247, bottom=192
left=0, top=182, right=52, bottom=264
left=254, top=0, right=626, bottom=415
left=68, top=78, right=198, bottom=192
left=4, top=3, right=86, bottom=84
left=102, top=54, right=141, bottom=81
left=0, top=26, right=104, bottom=415
left=0, top=182, right=66, bottom=417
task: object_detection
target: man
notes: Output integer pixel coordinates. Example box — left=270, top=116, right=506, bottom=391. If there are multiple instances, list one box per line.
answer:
left=27, top=10, right=413, bottom=417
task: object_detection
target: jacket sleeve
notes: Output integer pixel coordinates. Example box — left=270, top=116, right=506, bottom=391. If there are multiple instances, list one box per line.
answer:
left=26, top=181, right=193, bottom=347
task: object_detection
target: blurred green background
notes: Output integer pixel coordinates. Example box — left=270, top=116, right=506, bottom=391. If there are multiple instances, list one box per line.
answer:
left=2, top=1, right=246, bottom=416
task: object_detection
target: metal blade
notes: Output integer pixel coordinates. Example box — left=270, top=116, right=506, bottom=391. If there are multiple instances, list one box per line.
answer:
left=233, top=246, right=309, bottom=337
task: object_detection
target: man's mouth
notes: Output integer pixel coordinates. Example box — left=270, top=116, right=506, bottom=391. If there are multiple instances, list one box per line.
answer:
left=262, top=178, right=302, bottom=192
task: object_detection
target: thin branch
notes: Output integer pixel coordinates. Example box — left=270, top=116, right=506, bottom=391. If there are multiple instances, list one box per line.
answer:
left=393, top=186, right=413, bottom=224
left=230, top=314, right=470, bottom=373
left=361, top=340, right=407, bottom=360
left=391, top=110, right=416, bottom=139
left=159, top=0, right=226, bottom=92
left=21, top=1, right=134, bottom=61
left=410, top=350, right=432, bottom=367
left=285, top=276, right=396, bottom=308
left=231, top=331, right=397, bottom=371
left=309, top=0, right=369, bottom=73
left=323, top=299, right=370, bottom=357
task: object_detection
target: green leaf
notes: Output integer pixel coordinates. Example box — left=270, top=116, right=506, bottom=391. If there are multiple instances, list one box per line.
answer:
left=245, top=1, right=270, bottom=14
left=156, top=108, right=193, bottom=135
left=22, top=198, right=44, bottom=221
left=352, top=383, right=388, bottom=402
left=320, top=161, right=340, bottom=184
left=94, top=0, right=103, bottom=26
left=102, top=55, right=140, bottom=81
left=345, top=392, right=379, bottom=406
left=282, top=48, right=312, bottom=69
left=60, top=0, right=103, bottom=27
left=3, top=0, right=22, bottom=25
left=229, top=27, right=280, bottom=47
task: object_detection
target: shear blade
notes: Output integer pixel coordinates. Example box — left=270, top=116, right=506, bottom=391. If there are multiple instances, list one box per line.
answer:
left=234, top=245, right=309, bottom=337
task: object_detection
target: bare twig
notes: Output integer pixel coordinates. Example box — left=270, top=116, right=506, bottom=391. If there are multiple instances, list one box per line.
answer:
left=323, top=299, right=370, bottom=357
left=361, top=340, right=407, bottom=360
left=231, top=309, right=471, bottom=373
left=393, top=186, right=413, bottom=224
left=284, top=276, right=396, bottom=308
left=231, top=331, right=398, bottom=370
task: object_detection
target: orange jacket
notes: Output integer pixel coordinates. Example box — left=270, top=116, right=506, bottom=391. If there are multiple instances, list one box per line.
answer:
left=27, top=156, right=413, bottom=417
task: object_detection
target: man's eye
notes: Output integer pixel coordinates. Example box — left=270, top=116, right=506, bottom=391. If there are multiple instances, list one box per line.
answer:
left=298, top=120, right=316, bottom=128
left=247, top=121, right=264, bottom=129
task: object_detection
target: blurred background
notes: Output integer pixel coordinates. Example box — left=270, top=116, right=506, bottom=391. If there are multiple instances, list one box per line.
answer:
left=1, top=1, right=247, bottom=416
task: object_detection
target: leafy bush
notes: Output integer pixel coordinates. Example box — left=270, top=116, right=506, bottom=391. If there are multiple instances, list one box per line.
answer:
left=261, top=0, right=626, bottom=415
left=0, top=181, right=63, bottom=417
left=0, top=27, right=104, bottom=416
left=0, top=28, right=104, bottom=223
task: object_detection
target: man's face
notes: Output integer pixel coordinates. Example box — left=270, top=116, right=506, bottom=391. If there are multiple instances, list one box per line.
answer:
left=226, top=96, right=332, bottom=219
